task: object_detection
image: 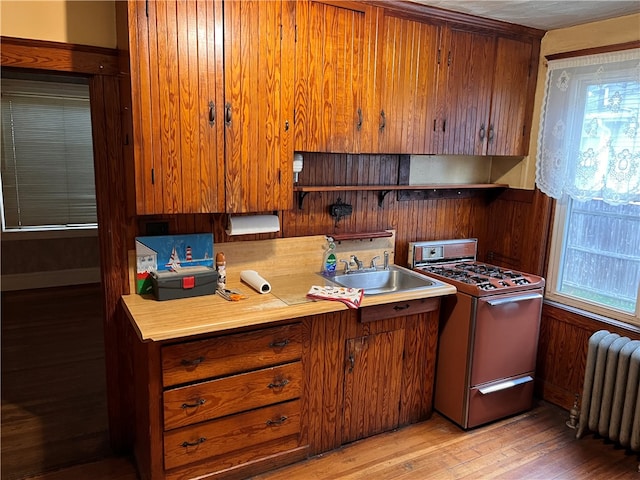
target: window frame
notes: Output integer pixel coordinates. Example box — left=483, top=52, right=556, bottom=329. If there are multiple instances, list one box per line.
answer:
left=541, top=46, right=640, bottom=327
left=547, top=197, right=640, bottom=326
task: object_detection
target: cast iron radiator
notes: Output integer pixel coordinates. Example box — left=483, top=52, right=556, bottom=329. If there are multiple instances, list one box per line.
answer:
left=576, top=330, right=640, bottom=451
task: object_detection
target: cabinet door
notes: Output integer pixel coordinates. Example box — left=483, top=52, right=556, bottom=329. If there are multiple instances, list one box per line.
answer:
left=378, top=14, right=441, bottom=154
left=486, top=37, right=534, bottom=156
left=224, top=0, right=295, bottom=213
left=342, top=330, right=404, bottom=444
left=128, top=0, right=225, bottom=214
left=439, top=28, right=495, bottom=155
left=295, top=1, right=365, bottom=153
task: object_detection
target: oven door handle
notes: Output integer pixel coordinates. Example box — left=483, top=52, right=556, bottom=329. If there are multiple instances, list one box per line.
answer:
left=486, top=293, right=542, bottom=306
left=478, top=375, right=533, bottom=395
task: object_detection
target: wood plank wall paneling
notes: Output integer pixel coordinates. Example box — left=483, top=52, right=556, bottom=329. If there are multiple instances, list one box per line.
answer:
left=536, top=303, right=640, bottom=410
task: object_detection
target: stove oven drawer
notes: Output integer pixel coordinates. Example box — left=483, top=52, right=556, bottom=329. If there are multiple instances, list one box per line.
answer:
left=471, top=290, right=543, bottom=385
left=467, top=374, right=535, bottom=428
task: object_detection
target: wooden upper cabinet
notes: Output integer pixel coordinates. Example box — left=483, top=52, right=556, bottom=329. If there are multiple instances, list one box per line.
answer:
left=485, top=37, right=536, bottom=156
left=224, top=0, right=295, bottom=213
left=122, top=0, right=225, bottom=215
left=438, top=27, right=495, bottom=156
left=295, top=1, right=365, bottom=154
left=377, top=14, right=441, bottom=154
left=438, top=30, right=538, bottom=157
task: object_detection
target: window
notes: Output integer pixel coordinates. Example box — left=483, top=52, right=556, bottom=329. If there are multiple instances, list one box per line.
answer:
left=1, top=73, right=97, bottom=231
left=538, top=49, right=640, bottom=325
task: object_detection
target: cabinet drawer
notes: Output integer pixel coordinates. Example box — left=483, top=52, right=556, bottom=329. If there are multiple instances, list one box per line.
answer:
left=164, top=361, right=302, bottom=430
left=162, top=323, right=302, bottom=386
left=164, top=399, right=301, bottom=470
left=359, top=297, right=440, bottom=323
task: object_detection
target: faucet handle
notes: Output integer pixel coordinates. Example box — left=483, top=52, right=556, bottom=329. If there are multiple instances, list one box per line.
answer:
left=370, top=255, right=381, bottom=269
left=383, top=251, right=390, bottom=270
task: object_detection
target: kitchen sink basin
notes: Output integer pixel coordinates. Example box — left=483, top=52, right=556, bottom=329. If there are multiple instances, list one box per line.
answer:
left=322, top=265, right=444, bottom=295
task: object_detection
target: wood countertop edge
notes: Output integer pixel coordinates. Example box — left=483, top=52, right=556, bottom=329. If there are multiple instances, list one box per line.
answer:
left=122, top=278, right=457, bottom=343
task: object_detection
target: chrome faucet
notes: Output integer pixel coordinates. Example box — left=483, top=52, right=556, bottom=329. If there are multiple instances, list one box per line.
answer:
left=370, top=255, right=380, bottom=269
left=350, top=255, right=364, bottom=270
left=340, top=259, right=351, bottom=273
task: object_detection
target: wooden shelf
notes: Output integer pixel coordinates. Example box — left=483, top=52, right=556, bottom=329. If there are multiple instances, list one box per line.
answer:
left=293, top=184, right=508, bottom=209
left=329, top=231, right=393, bottom=242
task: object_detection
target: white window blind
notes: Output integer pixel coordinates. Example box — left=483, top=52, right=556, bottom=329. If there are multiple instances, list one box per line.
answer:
left=1, top=77, right=97, bottom=231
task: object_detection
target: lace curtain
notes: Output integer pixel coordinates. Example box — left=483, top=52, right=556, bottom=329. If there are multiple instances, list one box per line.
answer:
left=536, top=49, right=640, bottom=205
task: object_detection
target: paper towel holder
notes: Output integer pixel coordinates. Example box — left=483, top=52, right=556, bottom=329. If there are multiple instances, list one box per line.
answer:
left=226, top=214, right=281, bottom=236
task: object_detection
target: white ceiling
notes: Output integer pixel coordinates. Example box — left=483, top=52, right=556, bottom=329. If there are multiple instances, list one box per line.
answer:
left=409, top=1, right=640, bottom=31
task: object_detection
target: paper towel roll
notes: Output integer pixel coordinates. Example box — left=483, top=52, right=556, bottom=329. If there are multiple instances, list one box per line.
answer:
left=226, top=215, right=280, bottom=236
left=240, top=270, right=272, bottom=294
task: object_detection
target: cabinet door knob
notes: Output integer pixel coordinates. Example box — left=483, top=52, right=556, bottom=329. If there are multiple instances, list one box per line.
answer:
left=348, top=352, right=355, bottom=373
left=180, top=356, right=204, bottom=367
left=181, top=437, right=206, bottom=448
left=488, top=124, right=495, bottom=141
left=357, top=108, right=363, bottom=131
left=269, top=339, right=290, bottom=348
left=224, top=102, right=232, bottom=126
left=268, top=378, right=290, bottom=389
left=181, top=398, right=206, bottom=409
left=284, top=119, right=290, bottom=131
left=479, top=124, right=486, bottom=140
left=393, top=303, right=410, bottom=311
left=266, top=415, right=288, bottom=426
left=208, top=101, right=215, bottom=126
left=379, top=110, right=386, bottom=132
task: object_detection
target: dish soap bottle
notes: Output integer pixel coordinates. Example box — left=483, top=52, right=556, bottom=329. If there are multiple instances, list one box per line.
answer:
left=216, top=252, right=226, bottom=290
left=323, top=237, right=337, bottom=274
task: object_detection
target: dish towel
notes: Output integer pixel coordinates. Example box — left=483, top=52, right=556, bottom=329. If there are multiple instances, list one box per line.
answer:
left=306, top=285, right=364, bottom=309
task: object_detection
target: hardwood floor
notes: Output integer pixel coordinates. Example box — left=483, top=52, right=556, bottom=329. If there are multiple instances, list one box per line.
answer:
left=19, top=401, right=639, bottom=480
left=254, top=401, right=639, bottom=480
left=1, top=284, right=111, bottom=480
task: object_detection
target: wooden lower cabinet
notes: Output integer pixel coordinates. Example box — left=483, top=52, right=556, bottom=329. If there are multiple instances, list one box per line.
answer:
left=304, top=301, right=441, bottom=456
left=343, top=330, right=405, bottom=443
left=131, top=301, right=441, bottom=479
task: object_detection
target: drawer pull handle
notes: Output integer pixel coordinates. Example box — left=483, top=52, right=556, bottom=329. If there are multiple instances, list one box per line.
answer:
left=266, top=415, right=288, bottom=426
left=181, top=398, right=206, bottom=409
left=268, top=379, right=289, bottom=389
left=269, top=339, right=290, bottom=348
left=180, top=437, right=206, bottom=448
left=393, top=304, right=410, bottom=311
left=180, top=356, right=204, bottom=367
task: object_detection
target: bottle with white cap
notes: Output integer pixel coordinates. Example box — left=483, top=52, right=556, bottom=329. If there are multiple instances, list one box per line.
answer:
left=216, top=252, right=226, bottom=291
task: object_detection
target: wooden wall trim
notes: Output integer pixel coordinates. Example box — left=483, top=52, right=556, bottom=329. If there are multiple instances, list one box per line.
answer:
left=363, top=0, right=545, bottom=38
left=536, top=302, right=640, bottom=410
left=1, top=36, right=132, bottom=452
left=0, top=36, right=119, bottom=75
left=544, top=300, right=640, bottom=336
left=545, top=40, right=640, bottom=61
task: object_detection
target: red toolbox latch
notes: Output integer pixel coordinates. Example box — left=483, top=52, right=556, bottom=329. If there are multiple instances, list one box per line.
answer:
left=182, top=276, right=195, bottom=289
